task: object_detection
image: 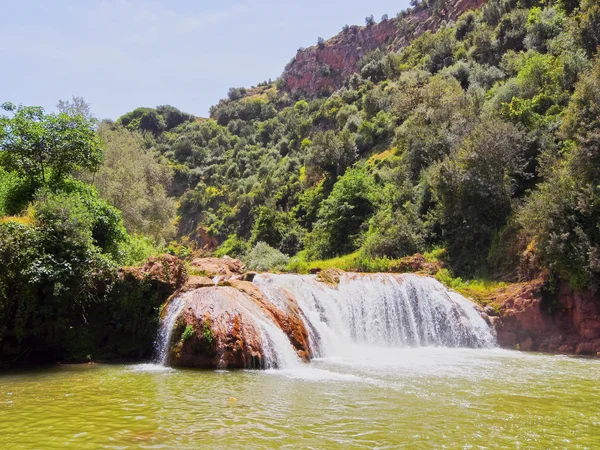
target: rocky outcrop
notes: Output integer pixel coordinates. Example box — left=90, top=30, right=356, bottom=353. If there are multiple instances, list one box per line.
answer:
left=189, top=256, right=246, bottom=277
left=491, top=279, right=600, bottom=355
left=165, top=281, right=311, bottom=369
left=282, top=0, right=485, bottom=96
left=118, top=254, right=188, bottom=298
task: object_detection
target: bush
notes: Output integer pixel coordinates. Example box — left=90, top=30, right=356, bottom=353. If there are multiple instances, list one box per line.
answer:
left=243, top=242, right=290, bottom=272
left=306, top=166, right=380, bottom=259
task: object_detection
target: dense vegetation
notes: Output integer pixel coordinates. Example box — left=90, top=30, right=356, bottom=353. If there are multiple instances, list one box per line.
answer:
left=0, top=100, right=182, bottom=362
left=1, top=0, right=600, bottom=362
left=114, top=0, right=600, bottom=290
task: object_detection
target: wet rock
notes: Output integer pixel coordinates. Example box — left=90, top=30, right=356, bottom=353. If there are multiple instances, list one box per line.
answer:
left=519, top=337, right=533, bottom=352
left=189, top=256, right=246, bottom=277
left=316, top=268, right=344, bottom=286
left=166, top=283, right=311, bottom=369
left=184, top=275, right=215, bottom=290
left=484, top=306, right=497, bottom=317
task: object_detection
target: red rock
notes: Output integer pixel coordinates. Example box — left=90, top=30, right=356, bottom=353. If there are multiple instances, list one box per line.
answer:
left=189, top=256, right=246, bottom=277
left=166, top=282, right=312, bottom=369
left=282, top=0, right=486, bottom=96
left=119, top=254, right=187, bottom=293
left=490, top=278, right=600, bottom=355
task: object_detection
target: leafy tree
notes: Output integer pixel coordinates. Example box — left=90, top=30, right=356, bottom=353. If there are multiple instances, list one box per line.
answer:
left=243, top=242, right=290, bottom=272
left=307, top=166, right=380, bottom=258
left=85, top=123, right=176, bottom=242
left=431, top=118, right=526, bottom=275
left=57, top=96, right=96, bottom=121
left=0, top=103, right=102, bottom=184
left=305, top=130, right=357, bottom=185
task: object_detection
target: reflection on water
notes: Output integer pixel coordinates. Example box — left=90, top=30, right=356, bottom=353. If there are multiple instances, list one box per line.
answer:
left=1, top=348, right=599, bottom=449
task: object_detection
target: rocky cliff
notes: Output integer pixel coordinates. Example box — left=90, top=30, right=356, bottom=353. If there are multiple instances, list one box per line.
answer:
left=282, top=0, right=485, bottom=96
left=490, top=280, right=600, bottom=355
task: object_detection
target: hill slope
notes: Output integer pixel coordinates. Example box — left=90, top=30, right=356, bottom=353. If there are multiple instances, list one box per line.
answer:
left=115, top=0, right=600, bottom=292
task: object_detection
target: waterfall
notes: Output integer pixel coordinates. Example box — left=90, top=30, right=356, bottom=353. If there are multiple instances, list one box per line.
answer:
left=156, top=273, right=496, bottom=369
left=155, top=296, right=186, bottom=364
left=254, top=273, right=496, bottom=359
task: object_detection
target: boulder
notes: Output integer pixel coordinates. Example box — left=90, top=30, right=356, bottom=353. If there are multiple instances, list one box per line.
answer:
left=165, top=282, right=311, bottom=369
left=119, top=254, right=187, bottom=295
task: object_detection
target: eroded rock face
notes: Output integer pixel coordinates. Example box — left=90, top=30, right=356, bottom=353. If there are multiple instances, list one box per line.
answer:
left=189, top=256, right=246, bottom=277
left=282, top=0, right=485, bottom=96
left=492, top=280, right=600, bottom=355
left=165, top=281, right=311, bottom=369
left=119, top=254, right=188, bottom=296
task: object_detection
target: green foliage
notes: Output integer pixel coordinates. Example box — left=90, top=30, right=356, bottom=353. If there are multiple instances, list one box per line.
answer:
left=84, top=123, right=176, bottom=242
left=202, top=322, right=214, bottom=343
left=214, top=234, right=250, bottom=258
left=181, top=325, right=194, bottom=342
left=122, top=234, right=162, bottom=266
left=243, top=242, right=290, bottom=272
left=0, top=103, right=103, bottom=185
left=519, top=58, right=600, bottom=289
left=118, top=105, right=193, bottom=134
left=306, top=166, right=380, bottom=259
left=430, top=118, right=526, bottom=275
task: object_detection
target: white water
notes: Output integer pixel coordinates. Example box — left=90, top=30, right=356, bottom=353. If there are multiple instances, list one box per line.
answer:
left=157, top=273, right=496, bottom=368
left=155, top=297, right=186, bottom=364
left=254, top=273, right=496, bottom=360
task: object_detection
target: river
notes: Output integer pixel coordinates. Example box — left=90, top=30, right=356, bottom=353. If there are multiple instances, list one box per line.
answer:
left=1, top=347, right=599, bottom=448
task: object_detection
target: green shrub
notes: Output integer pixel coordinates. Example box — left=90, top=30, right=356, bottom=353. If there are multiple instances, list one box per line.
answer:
left=181, top=325, right=194, bottom=342
left=243, top=242, right=290, bottom=272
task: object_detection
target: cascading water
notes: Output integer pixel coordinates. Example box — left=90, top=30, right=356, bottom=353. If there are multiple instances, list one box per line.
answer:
left=156, top=273, right=496, bottom=369
left=155, top=287, right=301, bottom=369
left=254, top=273, right=496, bottom=359
left=155, top=296, right=187, bottom=364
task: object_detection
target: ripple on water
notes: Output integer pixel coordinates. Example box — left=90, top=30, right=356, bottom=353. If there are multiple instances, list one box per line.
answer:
left=0, top=350, right=599, bottom=449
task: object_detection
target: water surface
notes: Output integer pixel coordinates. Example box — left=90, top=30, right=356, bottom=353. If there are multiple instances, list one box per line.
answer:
left=1, top=348, right=599, bottom=449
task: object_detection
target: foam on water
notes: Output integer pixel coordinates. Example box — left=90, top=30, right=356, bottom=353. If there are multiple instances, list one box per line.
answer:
left=157, top=273, right=496, bottom=369
left=254, top=273, right=496, bottom=361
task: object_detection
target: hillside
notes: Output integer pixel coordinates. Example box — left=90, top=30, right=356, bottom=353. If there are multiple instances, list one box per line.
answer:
left=111, top=0, right=599, bottom=291
left=2, top=0, right=600, bottom=364
left=283, top=0, right=486, bottom=96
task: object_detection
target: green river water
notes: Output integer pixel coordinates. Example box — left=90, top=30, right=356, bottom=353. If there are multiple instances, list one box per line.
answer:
left=0, top=347, right=599, bottom=449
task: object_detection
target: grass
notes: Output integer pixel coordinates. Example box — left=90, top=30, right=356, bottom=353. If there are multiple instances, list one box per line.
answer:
left=434, top=268, right=507, bottom=305
left=287, top=251, right=393, bottom=273
left=181, top=325, right=194, bottom=342
left=286, top=247, right=508, bottom=305
left=0, top=215, right=34, bottom=226
left=367, top=147, right=397, bottom=165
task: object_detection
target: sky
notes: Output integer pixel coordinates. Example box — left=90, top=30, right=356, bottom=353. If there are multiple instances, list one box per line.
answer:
left=0, top=0, right=411, bottom=120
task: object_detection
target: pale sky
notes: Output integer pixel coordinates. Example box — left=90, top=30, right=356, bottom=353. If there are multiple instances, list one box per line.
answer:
left=1, top=0, right=410, bottom=120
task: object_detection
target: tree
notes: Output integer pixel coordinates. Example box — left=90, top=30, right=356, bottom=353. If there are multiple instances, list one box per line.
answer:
left=83, top=123, right=176, bottom=242
left=0, top=103, right=103, bottom=184
left=308, top=166, right=380, bottom=258
left=365, top=15, right=376, bottom=26
left=57, top=96, right=95, bottom=121
left=430, top=118, right=526, bottom=275
left=519, top=59, right=600, bottom=289
left=304, top=130, right=357, bottom=185
left=317, top=36, right=325, bottom=48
